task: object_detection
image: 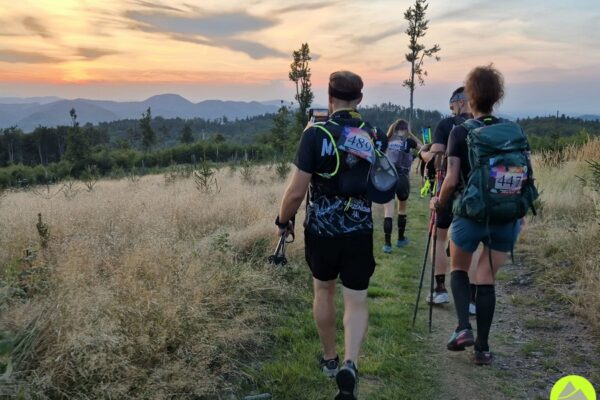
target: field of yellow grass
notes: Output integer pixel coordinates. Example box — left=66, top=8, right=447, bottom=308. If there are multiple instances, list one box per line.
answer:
left=1, top=137, right=598, bottom=398
left=0, top=166, right=305, bottom=399
left=524, top=137, right=600, bottom=334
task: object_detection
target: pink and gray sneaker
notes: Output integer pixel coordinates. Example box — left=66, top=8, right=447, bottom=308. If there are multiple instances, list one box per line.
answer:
left=447, top=328, right=475, bottom=351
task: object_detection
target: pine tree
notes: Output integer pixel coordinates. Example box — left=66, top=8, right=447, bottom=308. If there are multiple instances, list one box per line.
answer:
left=180, top=122, right=194, bottom=144
left=270, top=102, right=291, bottom=157
left=289, top=43, right=314, bottom=130
left=140, top=107, right=156, bottom=151
left=65, top=108, right=91, bottom=171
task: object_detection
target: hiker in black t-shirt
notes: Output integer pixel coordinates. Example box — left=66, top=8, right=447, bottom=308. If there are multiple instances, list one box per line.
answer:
left=276, top=71, right=387, bottom=400
left=430, top=65, right=524, bottom=366
left=382, top=119, right=421, bottom=253
left=419, top=87, right=473, bottom=306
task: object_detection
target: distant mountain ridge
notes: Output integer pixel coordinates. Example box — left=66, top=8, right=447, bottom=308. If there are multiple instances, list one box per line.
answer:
left=578, top=114, right=600, bottom=121
left=0, top=94, right=282, bottom=132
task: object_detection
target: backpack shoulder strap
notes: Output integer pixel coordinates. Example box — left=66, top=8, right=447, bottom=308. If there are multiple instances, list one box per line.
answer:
left=462, top=118, right=484, bottom=131
left=313, top=123, right=340, bottom=179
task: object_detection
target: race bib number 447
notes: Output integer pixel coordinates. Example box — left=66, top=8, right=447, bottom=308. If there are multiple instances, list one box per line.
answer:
left=338, top=127, right=375, bottom=164
left=489, top=165, right=527, bottom=194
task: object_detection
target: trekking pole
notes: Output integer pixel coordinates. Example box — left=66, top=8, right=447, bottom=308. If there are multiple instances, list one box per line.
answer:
left=428, top=211, right=438, bottom=333
left=411, top=210, right=435, bottom=328
left=268, top=216, right=295, bottom=267
left=267, top=235, right=288, bottom=266
left=428, top=169, right=444, bottom=333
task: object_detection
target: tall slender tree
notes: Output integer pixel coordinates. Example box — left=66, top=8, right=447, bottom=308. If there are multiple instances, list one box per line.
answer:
left=139, top=107, right=156, bottom=151
left=289, top=43, right=314, bottom=130
left=270, top=102, right=291, bottom=157
left=403, top=0, right=441, bottom=129
left=180, top=122, right=194, bottom=144
left=65, top=108, right=91, bottom=170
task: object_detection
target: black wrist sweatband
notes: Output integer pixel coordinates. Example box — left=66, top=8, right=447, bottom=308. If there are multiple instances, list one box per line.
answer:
left=275, top=215, right=289, bottom=229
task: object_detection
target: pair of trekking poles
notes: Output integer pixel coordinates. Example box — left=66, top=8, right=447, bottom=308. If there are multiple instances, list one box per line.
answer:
left=412, top=170, right=444, bottom=333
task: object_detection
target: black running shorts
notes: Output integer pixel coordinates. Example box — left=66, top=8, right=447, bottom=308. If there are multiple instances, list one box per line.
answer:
left=436, top=201, right=453, bottom=229
left=304, top=232, right=376, bottom=291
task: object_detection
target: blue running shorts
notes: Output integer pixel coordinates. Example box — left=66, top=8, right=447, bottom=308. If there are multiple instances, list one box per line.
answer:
left=451, top=216, right=521, bottom=253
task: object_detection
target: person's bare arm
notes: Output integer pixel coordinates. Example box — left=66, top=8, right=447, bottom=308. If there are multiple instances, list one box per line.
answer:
left=278, top=167, right=311, bottom=224
left=420, top=143, right=446, bottom=163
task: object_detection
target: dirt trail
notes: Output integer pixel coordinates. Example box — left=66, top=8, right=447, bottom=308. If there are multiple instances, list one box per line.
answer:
left=422, top=258, right=599, bottom=400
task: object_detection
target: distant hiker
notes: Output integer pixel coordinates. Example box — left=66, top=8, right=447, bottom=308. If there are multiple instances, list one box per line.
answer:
left=276, top=71, right=387, bottom=399
left=420, top=87, right=472, bottom=305
left=382, top=119, right=421, bottom=253
left=430, top=65, right=538, bottom=365
left=418, top=143, right=435, bottom=198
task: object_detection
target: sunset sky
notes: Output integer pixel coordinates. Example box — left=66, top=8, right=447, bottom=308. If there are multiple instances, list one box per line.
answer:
left=0, top=0, right=599, bottom=115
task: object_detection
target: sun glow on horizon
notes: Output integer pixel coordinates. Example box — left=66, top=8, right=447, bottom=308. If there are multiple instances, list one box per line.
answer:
left=0, top=0, right=599, bottom=112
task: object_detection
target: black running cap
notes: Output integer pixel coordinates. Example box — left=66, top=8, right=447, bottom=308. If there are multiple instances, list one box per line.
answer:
left=328, top=84, right=362, bottom=101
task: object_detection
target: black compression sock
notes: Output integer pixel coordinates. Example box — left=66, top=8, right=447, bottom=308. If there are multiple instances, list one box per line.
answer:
left=475, top=285, right=496, bottom=352
left=383, top=217, right=392, bottom=246
left=470, top=284, right=477, bottom=303
left=435, top=274, right=446, bottom=291
left=397, top=214, right=407, bottom=240
left=450, top=270, right=471, bottom=331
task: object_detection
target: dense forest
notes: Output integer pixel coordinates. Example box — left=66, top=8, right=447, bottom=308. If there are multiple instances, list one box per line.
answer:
left=517, top=115, right=600, bottom=150
left=0, top=104, right=597, bottom=188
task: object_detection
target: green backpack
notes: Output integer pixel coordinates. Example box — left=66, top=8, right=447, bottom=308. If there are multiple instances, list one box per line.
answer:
left=452, top=118, right=539, bottom=224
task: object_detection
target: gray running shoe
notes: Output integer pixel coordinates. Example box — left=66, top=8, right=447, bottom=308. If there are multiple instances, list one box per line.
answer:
left=335, top=360, right=358, bottom=400
left=319, top=355, right=339, bottom=378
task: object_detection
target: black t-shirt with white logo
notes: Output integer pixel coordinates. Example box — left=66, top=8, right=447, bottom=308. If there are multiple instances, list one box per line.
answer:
left=294, top=109, right=387, bottom=237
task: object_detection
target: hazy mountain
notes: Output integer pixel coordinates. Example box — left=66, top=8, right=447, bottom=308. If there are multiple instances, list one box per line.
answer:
left=0, top=96, right=61, bottom=105
left=16, top=100, right=121, bottom=131
left=0, top=94, right=281, bottom=132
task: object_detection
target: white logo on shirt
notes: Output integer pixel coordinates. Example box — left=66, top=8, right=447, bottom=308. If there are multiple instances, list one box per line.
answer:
left=321, top=139, right=334, bottom=156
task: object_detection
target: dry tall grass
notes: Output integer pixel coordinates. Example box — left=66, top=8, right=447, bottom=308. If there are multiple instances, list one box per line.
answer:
left=0, top=166, right=302, bottom=399
left=524, top=137, right=600, bottom=333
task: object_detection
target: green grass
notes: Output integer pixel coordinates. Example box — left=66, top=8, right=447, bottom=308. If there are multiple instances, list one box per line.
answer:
left=523, top=317, right=556, bottom=330
left=242, top=188, right=437, bottom=399
left=521, top=338, right=556, bottom=357
left=510, top=293, right=538, bottom=307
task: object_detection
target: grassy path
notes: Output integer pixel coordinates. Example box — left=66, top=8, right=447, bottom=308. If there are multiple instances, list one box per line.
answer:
left=243, top=186, right=437, bottom=399
left=244, top=180, right=600, bottom=399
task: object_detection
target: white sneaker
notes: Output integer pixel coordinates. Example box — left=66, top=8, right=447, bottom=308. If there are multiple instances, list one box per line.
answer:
left=469, top=302, right=477, bottom=315
left=426, top=290, right=450, bottom=305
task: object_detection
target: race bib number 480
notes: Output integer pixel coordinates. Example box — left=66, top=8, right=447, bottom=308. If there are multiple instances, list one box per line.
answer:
left=489, top=165, right=527, bottom=194
left=338, top=127, right=375, bottom=164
